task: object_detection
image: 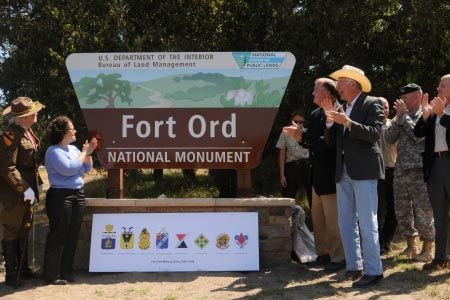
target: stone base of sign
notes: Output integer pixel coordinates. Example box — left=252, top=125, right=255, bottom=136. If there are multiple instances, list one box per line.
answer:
left=74, top=198, right=295, bottom=270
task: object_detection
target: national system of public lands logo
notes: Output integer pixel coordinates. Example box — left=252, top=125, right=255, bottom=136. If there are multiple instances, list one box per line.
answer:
left=232, top=52, right=286, bottom=69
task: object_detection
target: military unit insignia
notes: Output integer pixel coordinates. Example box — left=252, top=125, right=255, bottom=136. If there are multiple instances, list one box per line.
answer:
left=216, top=233, right=230, bottom=250
left=101, top=224, right=116, bottom=250
left=120, top=227, right=134, bottom=249
left=100, top=223, right=249, bottom=252
left=138, top=228, right=151, bottom=250
left=176, top=233, right=188, bottom=249
left=195, top=234, right=209, bottom=249
left=156, top=229, right=169, bottom=249
left=234, top=232, right=248, bottom=248
left=2, top=131, right=14, bottom=147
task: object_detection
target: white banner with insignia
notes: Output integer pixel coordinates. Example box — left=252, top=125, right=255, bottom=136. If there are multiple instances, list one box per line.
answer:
left=89, top=212, right=259, bottom=272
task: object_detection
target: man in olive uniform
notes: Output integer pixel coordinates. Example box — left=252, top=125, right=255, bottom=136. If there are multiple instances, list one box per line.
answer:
left=0, top=97, right=44, bottom=287
left=385, top=84, right=435, bottom=262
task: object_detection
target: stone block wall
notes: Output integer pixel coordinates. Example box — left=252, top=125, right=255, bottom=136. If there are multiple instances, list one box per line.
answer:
left=75, top=198, right=294, bottom=270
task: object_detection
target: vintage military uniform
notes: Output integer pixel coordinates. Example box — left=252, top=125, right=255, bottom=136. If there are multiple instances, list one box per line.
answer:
left=0, top=97, right=44, bottom=286
left=385, top=93, right=435, bottom=261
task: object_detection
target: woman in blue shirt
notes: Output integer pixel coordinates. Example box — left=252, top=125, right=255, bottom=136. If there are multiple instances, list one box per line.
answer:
left=43, top=116, right=97, bottom=285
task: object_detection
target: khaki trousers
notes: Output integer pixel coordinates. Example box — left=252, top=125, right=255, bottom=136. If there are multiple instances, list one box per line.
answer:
left=312, top=187, right=345, bottom=262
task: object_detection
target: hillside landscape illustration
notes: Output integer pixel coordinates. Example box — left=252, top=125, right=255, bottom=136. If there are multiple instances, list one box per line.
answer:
left=72, top=72, right=290, bottom=109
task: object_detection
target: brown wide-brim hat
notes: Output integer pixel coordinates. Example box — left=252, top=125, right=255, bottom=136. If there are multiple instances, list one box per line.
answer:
left=329, top=65, right=372, bottom=93
left=2, top=97, right=45, bottom=117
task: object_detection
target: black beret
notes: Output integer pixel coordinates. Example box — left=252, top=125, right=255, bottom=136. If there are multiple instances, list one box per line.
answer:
left=399, top=83, right=421, bottom=95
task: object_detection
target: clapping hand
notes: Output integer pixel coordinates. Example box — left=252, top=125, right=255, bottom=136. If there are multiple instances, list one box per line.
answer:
left=282, top=122, right=302, bottom=142
left=393, top=99, right=407, bottom=118
left=320, top=97, right=336, bottom=123
left=325, top=110, right=348, bottom=125
left=421, top=93, right=433, bottom=121
left=83, top=138, right=98, bottom=155
left=431, top=97, right=447, bottom=116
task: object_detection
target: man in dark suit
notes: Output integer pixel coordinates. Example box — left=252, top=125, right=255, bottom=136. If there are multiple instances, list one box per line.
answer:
left=414, top=74, right=450, bottom=270
left=297, top=78, right=345, bottom=272
left=324, top=65, right=384, bottom=287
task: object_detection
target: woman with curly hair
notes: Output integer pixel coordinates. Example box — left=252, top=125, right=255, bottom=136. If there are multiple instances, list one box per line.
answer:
left=43, top=116, right=97, bottom=285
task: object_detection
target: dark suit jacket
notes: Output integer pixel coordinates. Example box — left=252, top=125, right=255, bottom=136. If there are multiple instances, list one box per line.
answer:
left=302, top=107, right=337, bottom=195
left=413, top=113, right=450, bottom=182
left=331, top=93, right=385, bottom=182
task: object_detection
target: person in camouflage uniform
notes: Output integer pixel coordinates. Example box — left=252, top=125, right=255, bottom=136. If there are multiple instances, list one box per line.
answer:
left=0, top=97, right=44, bottom=287
left=385, top=83, right=435, bottom=262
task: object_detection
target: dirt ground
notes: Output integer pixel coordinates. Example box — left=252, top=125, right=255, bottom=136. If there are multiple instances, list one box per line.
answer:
left=0, top=252, right=449, bottom=300
left=1, top=208, right=450, bottom=300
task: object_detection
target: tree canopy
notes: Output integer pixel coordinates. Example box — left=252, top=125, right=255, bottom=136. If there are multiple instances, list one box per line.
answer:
left=1, top=0, right=449, bottom=145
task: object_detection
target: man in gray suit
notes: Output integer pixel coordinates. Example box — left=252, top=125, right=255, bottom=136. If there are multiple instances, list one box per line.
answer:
left=324, top=65, right=385, bottom=287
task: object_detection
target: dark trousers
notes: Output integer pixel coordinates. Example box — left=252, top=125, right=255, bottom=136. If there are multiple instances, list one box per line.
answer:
left=209, top=169, right=237, bottom=198
left=43, top=188, right=85, bottom=281
left=282, top=159, right=312, bottom=208
left=377, top=167, right=397, bottom=247
left=429, top=156, right=450, bottom=260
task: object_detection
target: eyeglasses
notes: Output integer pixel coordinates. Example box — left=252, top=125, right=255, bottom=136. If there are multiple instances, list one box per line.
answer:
left=293, top=120, right=304, bottom=124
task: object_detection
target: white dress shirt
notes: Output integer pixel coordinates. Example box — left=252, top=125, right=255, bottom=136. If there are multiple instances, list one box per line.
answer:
left=434, top=105, right=450, bottom=152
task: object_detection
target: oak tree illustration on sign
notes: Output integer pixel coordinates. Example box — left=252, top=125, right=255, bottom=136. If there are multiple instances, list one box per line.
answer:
left=74, top=73, right=132, bottom=108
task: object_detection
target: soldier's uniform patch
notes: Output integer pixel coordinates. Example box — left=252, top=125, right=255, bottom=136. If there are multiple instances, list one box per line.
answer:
left=3, top=131, right=14, bottom=147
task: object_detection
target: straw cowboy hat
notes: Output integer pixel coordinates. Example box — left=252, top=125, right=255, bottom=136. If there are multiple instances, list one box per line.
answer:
left=330, top=65, right=372, bottom=93
left=2, top=97, right=45, bottom=118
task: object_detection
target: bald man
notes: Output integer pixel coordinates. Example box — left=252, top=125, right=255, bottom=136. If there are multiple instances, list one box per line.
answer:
left=414, top=74, right=450, bottom=270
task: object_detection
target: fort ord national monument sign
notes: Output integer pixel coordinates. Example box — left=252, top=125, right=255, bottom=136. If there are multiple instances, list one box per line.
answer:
left=66, top=52, right=298, bottom=271
left=66, top=51, right=296, bottom=197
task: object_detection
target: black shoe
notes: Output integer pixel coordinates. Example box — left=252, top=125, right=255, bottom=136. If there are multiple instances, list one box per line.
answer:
left=5, top=273, right=22, bottom=288
left=307, top=255, right=331, bottom=267
left=324, top=261, right=346, bottom=273
left=46, top=279, right=68, bottom=285
left=61, top=273, right=75, bottom=283
left=338, top=270, right=363, bottom=282
left=352, top=275, right=383, bottom=288
left=21, top=267, right=37, bottom=279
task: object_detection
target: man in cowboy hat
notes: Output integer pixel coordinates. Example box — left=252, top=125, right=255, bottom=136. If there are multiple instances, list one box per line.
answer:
left=0, top=96, right=44, bottom=287
left=323, top=65, right=385, bottom=287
